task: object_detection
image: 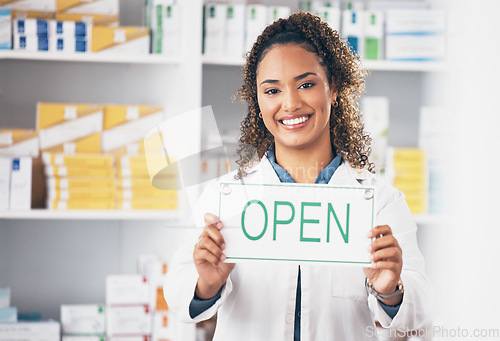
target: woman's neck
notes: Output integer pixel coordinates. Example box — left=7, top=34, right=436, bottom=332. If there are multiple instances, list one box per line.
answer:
left=274, top=145, right=334, bottom=183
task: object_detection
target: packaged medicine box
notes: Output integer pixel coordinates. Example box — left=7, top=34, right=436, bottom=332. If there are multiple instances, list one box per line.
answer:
left=91, top=26, right=150, bottom=54
left=0, top=8, right=12, bottom=49
left=37, top=103, right=104, bottom=153
left=0, top=0, right=56, bottom=12
left=60, top=304, right=106, bottom=335
left=106, top=274, right=150, bottom=306
left=106, top=305, right=152, bottom=337
left=0, top=129, right=39, bottom=157
left=9, top=157, right=32, bottom=211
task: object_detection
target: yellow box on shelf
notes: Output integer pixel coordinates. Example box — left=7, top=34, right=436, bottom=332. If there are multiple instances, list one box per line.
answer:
left=117, top=176, right=177, bottom=191
left=42, top=152, right=114, bottom=168
left=403, top=194, right=427, bottom=215
left=392, top=148, right=426, bottom=162
left=0, top=129, right=39, bottom=157
left=37, top=102, right=104, bottom=153
left=55, top=0, right=118, bottom=26
left=91, top=26, right=150, bottom=54
left=393, top=181, right=426, bottom=194
left=49, top=199, right=115, bottom=210
left=46, top=176, right=115, bottom=190
left=101, top=105, right=163, bottom=154
left=119, top=155, right=177, bottom=176
left=45, top=165, right=114, bottom=178
left=117, top=189, right=177, bottom=200
left=48, top=187, right=115, bottom=201
left=117, top=199, right=177, bottom=210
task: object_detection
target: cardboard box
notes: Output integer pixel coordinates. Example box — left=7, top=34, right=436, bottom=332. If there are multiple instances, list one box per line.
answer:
left=203, top=4, right=226, bottom=56
left=13, top=18, right=51, bottom=35
left=150, top=1, right=180, bottom=56
left=0, top=8, right=11, bottom=49
left=0, top=321, right=60, bottom=341
left=0, top=158, right=11, bottom=211
left=106, top=275, right=150, bottom=306
left=91, top=26, right=150, bottom=54
left=61, top=304, right=105, bottom=335
left=363, top=10, right=383, bottom=60
left=0, top=130, right=39, bottom=157
left=0, top=288, right=10, bottom=309
left=56, top=0, right=118, bottom=27
left=45, top=165, right=114, bottom=178
left=49, top=20, right=90, bottom=37
left=245, top=4, right=267, bottom=52
left=318, top=6, right=341, bottom=32
left=46, top=176, right=115, bottom=191
left=342, top=10, right=363, bottom=56
left=13, top=33, right=50, bottom=51
left=62, top=336, right=106, bottom=341
left=0, top=0, right=56, bottom=12
left=106, top=305, right=151, bottom=337
left=48, top=188, right=115, bottom=201
left=10, top=157, right=32, bottom=210
left=42, top=153, right=113, bottom=168
left=224, top=4, right=244, bottom=58
left=0, top=307, right=17, bottom=322
left=37, top=103, right=103, bottom=153
left=50, top=35, right=89, bottom=53
left=152, top=311, right=173, bottom=341
left=101, top=105, right=163, bottom=154
left=48, top=199, right=115, bottom=210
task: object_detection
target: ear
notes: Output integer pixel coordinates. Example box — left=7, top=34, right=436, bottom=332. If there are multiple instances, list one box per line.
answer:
left=329, top=81, right=338, bottom=106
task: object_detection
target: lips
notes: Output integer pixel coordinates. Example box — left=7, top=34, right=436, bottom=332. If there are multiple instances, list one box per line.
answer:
left=279, top=114, right=311, bottom=126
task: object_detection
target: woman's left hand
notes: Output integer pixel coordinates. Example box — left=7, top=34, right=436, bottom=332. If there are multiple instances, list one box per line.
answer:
left=363, top=225, right=403, bottom=305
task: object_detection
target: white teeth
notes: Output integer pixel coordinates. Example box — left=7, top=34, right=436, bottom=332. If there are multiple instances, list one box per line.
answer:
left=282, top=116, right=309, bottom=126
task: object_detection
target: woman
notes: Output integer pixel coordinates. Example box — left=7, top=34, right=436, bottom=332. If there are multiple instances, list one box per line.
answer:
left=165, top=12, right=430, bottom=340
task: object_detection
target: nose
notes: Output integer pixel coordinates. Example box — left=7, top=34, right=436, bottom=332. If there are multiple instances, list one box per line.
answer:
left=282, top=88, right=302, bottom=112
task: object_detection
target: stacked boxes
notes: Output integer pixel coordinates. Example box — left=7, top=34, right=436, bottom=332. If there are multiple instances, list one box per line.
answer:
left=385, top=9, right=446, bottom=61
left=37, top=102, right=104, bottom=154
left=43, top=153, right=116, bottom=210
left=0, top=8, right=10, bottom=49
left=0, top=321, right=60, bottom=340
left=61, top=304, right=106, bottom=339
left=105, top=275, right=152, bottom=339
left=0, top=0, right=56, bottom=20
left=49, top=19, right=91, bottom=53
left=0, top=129, right=37, bottom=211
left=361, top=97, right=389, bottom=173
left=147, top=0, right=181, bottom=56
left=12, top=18, right=50, bottom=51
left=117, top=155, right=177, bottom=210
left=387, top=147, right=428, bottom=214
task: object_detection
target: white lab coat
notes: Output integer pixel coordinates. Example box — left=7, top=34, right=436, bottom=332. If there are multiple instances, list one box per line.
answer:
left=164, top=155, right=431, bottom=341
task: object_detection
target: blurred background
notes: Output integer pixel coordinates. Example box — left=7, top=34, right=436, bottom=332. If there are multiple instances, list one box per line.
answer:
left=0, top=0, right=499, bottom=340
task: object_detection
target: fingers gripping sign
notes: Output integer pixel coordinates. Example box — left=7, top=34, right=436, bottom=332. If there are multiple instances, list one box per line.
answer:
left=193, top=213, right=235, bottom=299
left=363, top=225, right=404, bottom=306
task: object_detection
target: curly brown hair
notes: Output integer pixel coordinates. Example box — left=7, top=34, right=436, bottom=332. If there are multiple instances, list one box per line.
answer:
left=235, top=11, right=373, bottom=179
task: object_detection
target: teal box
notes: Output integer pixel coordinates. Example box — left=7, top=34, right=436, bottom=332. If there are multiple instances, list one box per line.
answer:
left=0, top=9, right=11, bottom=50
left=0, top=307, right=17, bottom=322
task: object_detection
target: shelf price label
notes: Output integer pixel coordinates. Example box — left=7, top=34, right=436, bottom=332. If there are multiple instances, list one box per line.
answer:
left=219, top=183, right=374, bottom=265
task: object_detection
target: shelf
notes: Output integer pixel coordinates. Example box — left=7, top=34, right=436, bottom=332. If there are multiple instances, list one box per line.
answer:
left=0, top=50, right=180, bottom=64
left=0, top=209, right=180, bottom=221
left=202, top=55, right=450, bottom=72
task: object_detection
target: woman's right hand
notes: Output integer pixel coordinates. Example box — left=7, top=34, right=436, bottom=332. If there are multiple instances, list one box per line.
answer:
left=193, top=213, right=235, bottom=299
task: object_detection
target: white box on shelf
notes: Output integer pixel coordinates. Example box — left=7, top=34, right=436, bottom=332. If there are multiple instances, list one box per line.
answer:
left=386, top=34, right=446, bottom=61
left=106, top=305, right=152, bottom=337
left=161, top=2, right=181, bottom=57
left=386, top=9, right=446, bottom=34
left=343, top=0, right=364, bottom=11
left=363, top=10, right=384, bottom=60
left=0, top=0, right=56, bottom=12
left=0, top=158, right=12, bottom=211
left=49, top=21, right=91, bottom=38
left=50, top=35, right=89, bottom=53
left=91, top=26, right=150, bottom=55
left=224, top=4, right=245, bottom=58
left=203, top=4, right=226, bottom=57
left=60, top=304, right=106, bottom=335
left=0, top=9, right=11, bottom=50
left=0, top=321, right=60, bottom=340
left=245, top=4, right=267, bottom=53
left=0, top=130, right=39, bottom=157
left=0, top=307, right=17, bottom=322
left=267, top=6, right=291, bottom=24
left=13, top=19, right=51, bottom=36
left=62, top=336, right=106, bottom=341
left=0, top=288, right=10, bottom=308
left=152, top=311, right=173, bottom=341
left=56, top=0, right=118, bottom=16
left=106, top=275, right=150, bottom=306
left=318, top=6, right=341, bottom=32
left=361, top=96, right=389, bottom=172
left=9, top=157, right=32, bottom=211
left=342, top=10, right=364, bottom=57
left=13, top=34, right=50, bottom=51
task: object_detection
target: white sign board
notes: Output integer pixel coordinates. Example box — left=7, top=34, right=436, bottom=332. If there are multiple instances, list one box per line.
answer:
left=219, top=183, right=375, bottom=266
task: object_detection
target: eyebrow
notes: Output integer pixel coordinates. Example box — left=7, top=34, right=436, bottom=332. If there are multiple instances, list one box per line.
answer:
left=259, top=72, right=318, bottom=86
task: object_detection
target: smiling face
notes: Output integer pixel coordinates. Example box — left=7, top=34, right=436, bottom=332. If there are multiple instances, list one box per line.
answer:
left=256, top=43, right=337, bottom=156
